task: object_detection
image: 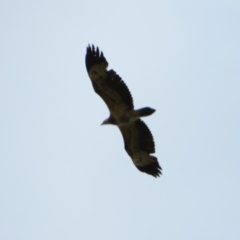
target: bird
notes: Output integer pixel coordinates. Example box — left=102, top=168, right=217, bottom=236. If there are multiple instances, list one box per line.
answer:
left=85, top=45, right=162, bottom=177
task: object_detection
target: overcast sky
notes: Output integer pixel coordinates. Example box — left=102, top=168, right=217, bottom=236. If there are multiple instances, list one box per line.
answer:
left=1, top=0, right=240, bottom=239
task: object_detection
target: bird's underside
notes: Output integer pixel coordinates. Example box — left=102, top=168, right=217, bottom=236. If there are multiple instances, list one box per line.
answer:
left=85, top=44, right=162, bottom=177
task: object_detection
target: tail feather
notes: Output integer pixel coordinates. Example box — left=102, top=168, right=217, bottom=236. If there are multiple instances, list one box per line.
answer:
left=136, top=107, right=156, bottom=117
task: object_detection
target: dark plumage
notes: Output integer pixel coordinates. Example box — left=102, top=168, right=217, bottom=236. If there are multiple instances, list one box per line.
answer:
left=85, top=44, right=162, bottom=177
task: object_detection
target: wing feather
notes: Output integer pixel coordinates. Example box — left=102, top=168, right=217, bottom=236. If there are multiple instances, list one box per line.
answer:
left=85, top=45, right=134, bottom=113
left=85, top=45, right=108, bottom=73
left=135, top=120, right=155, bottom=154
left=119, top=120, right=162, bottom=177
left=104, top=70, right=133, bottom=108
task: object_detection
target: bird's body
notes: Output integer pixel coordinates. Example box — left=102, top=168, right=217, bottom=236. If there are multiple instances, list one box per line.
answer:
left=85, top=45, right=162, bottom=177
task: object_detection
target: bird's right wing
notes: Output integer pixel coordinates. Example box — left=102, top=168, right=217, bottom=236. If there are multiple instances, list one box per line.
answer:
left=85, top=45, right=134, bottom=116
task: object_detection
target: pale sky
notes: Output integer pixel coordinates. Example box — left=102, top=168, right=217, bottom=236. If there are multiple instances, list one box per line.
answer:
left=1, top=1, right=240, bottom=240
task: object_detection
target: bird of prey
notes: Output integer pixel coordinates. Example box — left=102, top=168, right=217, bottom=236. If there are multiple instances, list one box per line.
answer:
left=85, top=45, right=162, bottom=177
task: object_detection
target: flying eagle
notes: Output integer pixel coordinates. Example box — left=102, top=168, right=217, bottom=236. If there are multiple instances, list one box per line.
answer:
left=85, top=45, right=162, bottom=177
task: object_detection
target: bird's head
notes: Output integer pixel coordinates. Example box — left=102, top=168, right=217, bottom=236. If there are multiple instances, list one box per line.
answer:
left=101, top=119, right=110, bottom=125
left=101, top=116, right=117, bottom=125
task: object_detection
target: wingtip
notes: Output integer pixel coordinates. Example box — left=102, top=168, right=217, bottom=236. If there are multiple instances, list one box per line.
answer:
left=136, top=156, right=162, bottom=178
left=137, top=164, right=162, bottom=178
left=85, top=44, right=108, bottom=72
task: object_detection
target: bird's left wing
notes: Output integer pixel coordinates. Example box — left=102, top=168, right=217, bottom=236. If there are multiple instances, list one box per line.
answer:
left=119, top=120, right=162, bottom=177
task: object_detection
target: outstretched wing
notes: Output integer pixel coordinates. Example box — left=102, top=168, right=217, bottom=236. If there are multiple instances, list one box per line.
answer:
left=85, top=45, right=134, bottom=115
left=119, top=120, right=162, bottom=177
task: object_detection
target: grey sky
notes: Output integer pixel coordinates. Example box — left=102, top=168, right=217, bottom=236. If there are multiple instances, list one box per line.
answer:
left=1, top=0, right=240, bottom=239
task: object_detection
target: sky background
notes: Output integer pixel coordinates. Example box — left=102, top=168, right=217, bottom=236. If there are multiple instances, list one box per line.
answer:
left=1, top=0, right=240, bottom=239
